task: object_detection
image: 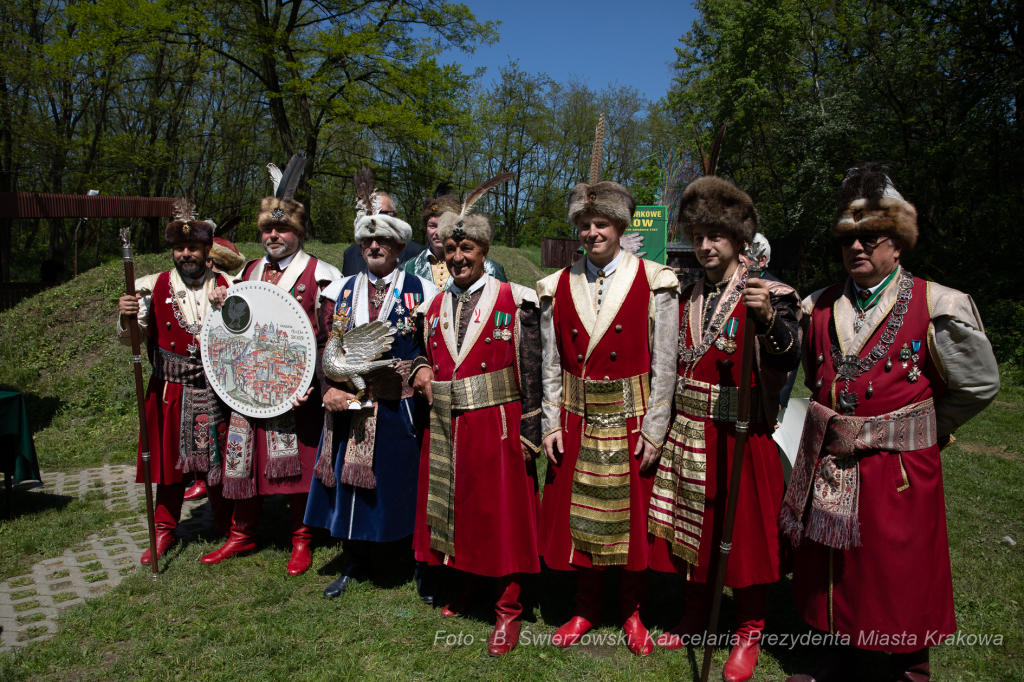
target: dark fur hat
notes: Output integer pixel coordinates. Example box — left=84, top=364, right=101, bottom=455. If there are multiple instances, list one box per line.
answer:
left=567, top=181, right=636, bottom=228
left=677, top=175, right=759, bottom=246
left=421, top=181, right=462, bottom=226
left=164, top=195, right=213, bottom=246
left=833, top=162, right=918, bottom=250
left=164, top=219, right=214, bottom=247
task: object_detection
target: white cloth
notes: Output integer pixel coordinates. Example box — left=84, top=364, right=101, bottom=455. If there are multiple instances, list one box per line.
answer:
left=449, top=275, right=487, bottom=295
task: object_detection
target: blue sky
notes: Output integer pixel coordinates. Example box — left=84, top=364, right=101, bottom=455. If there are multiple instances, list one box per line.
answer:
left=442, top=0, right=701, bottom=101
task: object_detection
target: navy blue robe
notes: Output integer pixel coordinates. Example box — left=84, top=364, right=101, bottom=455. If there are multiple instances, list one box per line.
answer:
left=304, top=272, right=432, bottom=542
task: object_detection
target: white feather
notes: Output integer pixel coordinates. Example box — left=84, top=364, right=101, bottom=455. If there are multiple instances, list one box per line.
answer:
left=267, top=163, right=283, bottom=195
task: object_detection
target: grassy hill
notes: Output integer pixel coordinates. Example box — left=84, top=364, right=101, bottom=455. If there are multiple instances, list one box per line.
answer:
left=0, top=241, right=546, bottom=475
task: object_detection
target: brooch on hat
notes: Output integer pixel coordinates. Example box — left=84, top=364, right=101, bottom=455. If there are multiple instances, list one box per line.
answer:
left=272, top=208, right=285, bottom=221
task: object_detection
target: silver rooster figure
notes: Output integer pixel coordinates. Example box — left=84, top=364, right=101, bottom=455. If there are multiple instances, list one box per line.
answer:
left=322, top=320, right=398, bottom=409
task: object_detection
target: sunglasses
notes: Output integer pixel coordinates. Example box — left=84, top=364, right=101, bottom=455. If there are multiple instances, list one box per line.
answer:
left=837, top=233, right=886, bottom=248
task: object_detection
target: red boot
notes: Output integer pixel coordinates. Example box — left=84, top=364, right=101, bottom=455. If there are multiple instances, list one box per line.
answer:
left=205, top=482, right=233, bottom=538
left=183, top=480, right=207, bottom=501
left=488, top=574, right=523, bottom=656
left=286, top=493, right=312, bottom=575
left=553, top=568, right=604, bottom=647
left=658, top=580, right=711, bottom=650
left=620, top=569, right=653, bottom=656
left=201, top=495, right=262, bottom=564
left=723, top=584, right=769, bottom=682
left=441, top=573, right=483, bottom=618
left=141, top=484, right=185, bottom=564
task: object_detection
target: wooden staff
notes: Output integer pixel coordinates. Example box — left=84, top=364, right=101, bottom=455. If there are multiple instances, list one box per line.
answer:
left=700, top=263, right=763, bottom=682
left=120, top=228, right=159, bottom=578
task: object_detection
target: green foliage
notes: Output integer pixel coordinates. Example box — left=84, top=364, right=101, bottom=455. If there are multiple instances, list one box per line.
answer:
left=668, top=0, right=1024, bottom=367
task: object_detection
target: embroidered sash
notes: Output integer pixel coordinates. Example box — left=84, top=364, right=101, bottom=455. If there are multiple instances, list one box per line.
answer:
left=565, top=372, right=649, bottom=566
left=155, top=349, right=224, bottom=483
left=426, top=367, right=520, bottom=557
left=779, top=398, right=937, bottom=550
left=222, top=412, right=301, bottom=499
left=648, top=379, right=763, bottom=565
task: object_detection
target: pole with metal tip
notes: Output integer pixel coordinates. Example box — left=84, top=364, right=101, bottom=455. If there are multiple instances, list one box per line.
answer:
left=120, top=228, right=159, bottom=578
left=699, top=262, right=762, bottom=682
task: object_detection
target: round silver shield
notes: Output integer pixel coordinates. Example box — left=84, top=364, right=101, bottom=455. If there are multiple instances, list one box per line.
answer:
left=201, top=281, right=315, bottom=418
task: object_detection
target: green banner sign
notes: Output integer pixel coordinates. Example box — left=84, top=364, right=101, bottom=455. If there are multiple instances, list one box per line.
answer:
left=629, top=205, right=668, bottom=265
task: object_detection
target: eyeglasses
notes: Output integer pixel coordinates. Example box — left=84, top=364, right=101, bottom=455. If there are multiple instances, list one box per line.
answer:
left=837, top=233, right=886, bottom=248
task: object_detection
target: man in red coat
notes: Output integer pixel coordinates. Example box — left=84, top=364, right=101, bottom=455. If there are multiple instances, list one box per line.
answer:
left=646, top=174, right=801, bottom=681
left=184, top=236, right=248, bottom=504
left=537, top=180, right=679, bottom=656
left=783, top=164, right=999, bottom=682
left=409, top=175, right=542, bottom=656
left=204, top=164, right=341, bottom=575
left=116, top=210, right=233, bottom=563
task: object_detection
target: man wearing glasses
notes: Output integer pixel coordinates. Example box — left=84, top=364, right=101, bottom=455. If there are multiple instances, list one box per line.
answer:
left=342, top=193, right=424, bottom=276
left=783, top=163, right=999, bottom=682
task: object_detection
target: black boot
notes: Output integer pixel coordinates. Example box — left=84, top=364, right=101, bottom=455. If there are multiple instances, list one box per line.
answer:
left=324, top=539, right=371, bottom=599
left=415, top=561, right=439, bottom=605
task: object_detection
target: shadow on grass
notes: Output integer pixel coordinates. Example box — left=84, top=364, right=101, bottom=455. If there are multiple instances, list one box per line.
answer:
left=0, top=489, right=75, bottom=521
left=0, top=384, right=66, bottom=433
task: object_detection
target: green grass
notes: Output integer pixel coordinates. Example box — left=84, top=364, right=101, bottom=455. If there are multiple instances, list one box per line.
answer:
left=1, top=252, right=1021, bottom=679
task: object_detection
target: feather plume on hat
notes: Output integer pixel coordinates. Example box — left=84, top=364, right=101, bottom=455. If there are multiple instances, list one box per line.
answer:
left=257, top=154, right=308, bottom=237
left=352, top=166, right=412, bottom=245
left=165, top=190, right=213, bottom=246
left=437, top=172, right=514, bottom=246
left=677, top=121, right=760, bottom=247
left=568, top=113, right=636, bottom=228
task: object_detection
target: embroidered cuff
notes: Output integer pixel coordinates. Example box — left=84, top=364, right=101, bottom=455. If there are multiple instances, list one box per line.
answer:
left=408, top=357, right=431, bottom=386
left=760, top=319, right=795, bottom=355
left=520, top=435, right=541, bottom=454
left=543, top=426, right=562, bottom=441
left=640, top=430, right=664, bottom=449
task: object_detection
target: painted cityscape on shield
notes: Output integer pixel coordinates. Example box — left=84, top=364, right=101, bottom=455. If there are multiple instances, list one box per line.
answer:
left=206, top=320, right=308, bottom=410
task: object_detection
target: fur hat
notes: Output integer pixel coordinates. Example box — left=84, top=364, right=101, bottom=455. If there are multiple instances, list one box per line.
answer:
left=258, top=154, right=307, bottom=237
left=437, top=173, right=513, bottom=246
left=354, top=214, right=413, bottom=245
left=349, top=166, right=412, bottom=244
left=677, top=175, right=759, bottom=246
left=209, top=237, right=245, bottom=272
left=164, top=194, right=213, bottom=246
left=421, top=181, right=462, bottom=226
left=833, top=162, right=918, bottom=250
left=438, top=212, right=494, bottom=246
left=567, top=181, right=636, bottom=228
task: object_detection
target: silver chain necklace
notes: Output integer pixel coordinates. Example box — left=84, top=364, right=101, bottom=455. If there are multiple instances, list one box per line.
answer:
left=678, top=270, right=748, bottom=381
left=830, top=270, right=913, bottom=414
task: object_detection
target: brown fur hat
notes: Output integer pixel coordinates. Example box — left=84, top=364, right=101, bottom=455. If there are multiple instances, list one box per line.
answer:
left=832, top=162, right=918, bottom=250
left=677, top=175, right=759, bottom=246
left=421, top=181, right=462, bottom=226
left=164, top=220, right=213, bottom=247
left=257, top=197, right=307, bottom=238
left=567, top=181, right=635, bottom=228
left=209, top=237, right=245, bottom=272
left=438, top=212, right=494, bottom=246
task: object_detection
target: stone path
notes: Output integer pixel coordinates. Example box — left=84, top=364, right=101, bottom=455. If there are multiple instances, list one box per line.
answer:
left=0, top=465, right=215, bottom=653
